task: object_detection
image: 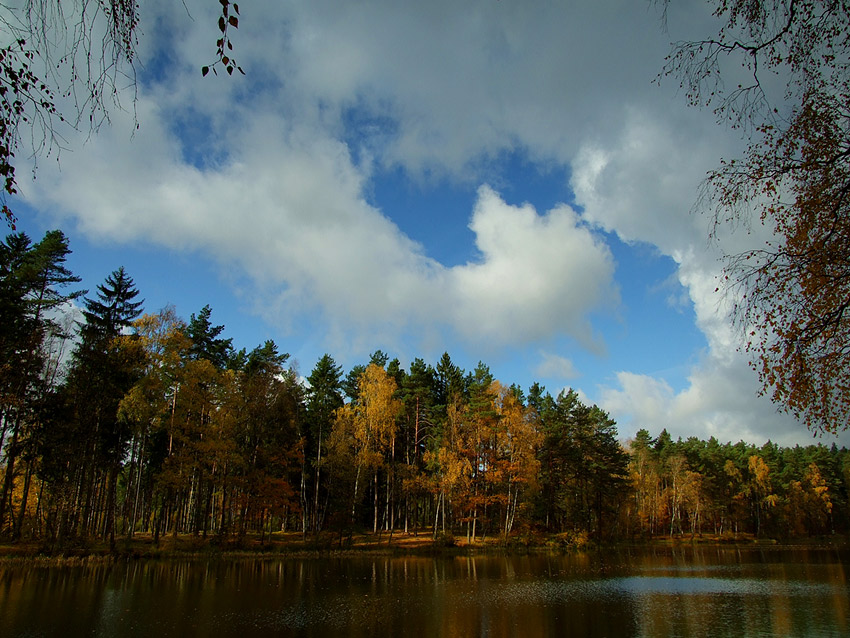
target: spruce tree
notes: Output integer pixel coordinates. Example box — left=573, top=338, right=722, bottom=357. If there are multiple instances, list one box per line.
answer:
left=66, top=267, right=143, bottom=545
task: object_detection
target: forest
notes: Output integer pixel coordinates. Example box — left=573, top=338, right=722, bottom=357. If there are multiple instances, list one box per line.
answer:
left=1, top=230, right=849, bottom=550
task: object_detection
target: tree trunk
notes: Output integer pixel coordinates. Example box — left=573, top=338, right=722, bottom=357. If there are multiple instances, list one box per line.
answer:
left=351, top=460, right=362, bottom=525
left=0, top=414, right=22, bottom=534
left=432, top=492, right=441, bottom=540
left=13, top=459, right=34, bottom=540
left=314, top=425, right=322, bottom=533
left=129, top=435, right=146, bottom=539
left=373, top=471, right=379, bottom=534
left=104, top=463, right=118, bottom=550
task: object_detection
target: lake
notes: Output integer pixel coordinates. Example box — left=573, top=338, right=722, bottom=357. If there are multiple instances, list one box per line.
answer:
left=0, top=546, right=847, bottom=637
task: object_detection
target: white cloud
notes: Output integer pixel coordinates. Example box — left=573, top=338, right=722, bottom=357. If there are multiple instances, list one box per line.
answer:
left=572, top=110, right=850, bottom=446
left=232, top=0, right=683, bottom=177
left=26, top=103, right=616, bottom=354
left=571, top=109, right=738, bottom=253
left=449, top=186, right=616, bottom=347
left=535, top=351, right=579, bottom=381
left=597, top=356, right=850, bottom=447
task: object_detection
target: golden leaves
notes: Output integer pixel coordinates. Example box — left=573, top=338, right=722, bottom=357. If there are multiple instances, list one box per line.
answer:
left=329, top=364, right=402, bottom=476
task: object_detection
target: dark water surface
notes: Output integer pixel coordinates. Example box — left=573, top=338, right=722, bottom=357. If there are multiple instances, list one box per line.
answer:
left=0, top=546, right=847, bottom=637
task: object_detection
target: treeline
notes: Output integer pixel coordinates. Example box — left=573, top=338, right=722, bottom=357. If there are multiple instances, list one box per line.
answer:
left=1, top=230, right=849, bottom=548
left=626, top=430, right=848, bottom=539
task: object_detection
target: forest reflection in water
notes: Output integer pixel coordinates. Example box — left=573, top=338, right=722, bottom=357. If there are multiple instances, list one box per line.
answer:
left=0, top=546, right=847, bottom=637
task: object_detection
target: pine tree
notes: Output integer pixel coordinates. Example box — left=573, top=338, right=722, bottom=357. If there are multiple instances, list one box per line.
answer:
left=305, top=354, right=344, bottom=532
left=65, top=267, right=144, bottom=545
left=0, top=230, right=81, bottom=537
left=187, top=305, right=233, bottom=370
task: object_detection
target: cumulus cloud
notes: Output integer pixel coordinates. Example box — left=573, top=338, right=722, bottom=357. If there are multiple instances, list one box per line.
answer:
left=571, top=110, right=738, bottom=253
left=598, top=358, right=850, bottom=447
left=26, top=100, right=616, bottom=353
left=535, top=351, right=579, bottom=381
left=449, top=186, right=616, bottom=347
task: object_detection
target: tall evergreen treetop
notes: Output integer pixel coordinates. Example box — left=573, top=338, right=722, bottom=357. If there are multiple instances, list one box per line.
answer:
left=187, top=304, right=233, bottom=370
left=369, top=350, right=389, bottom=368
left=244, top=339, right=289, bottom=377
left=307, top=354, right=344, bottom=414
left=20, top=230, right=83, bottom=324
left=0, top=230, right=82, bottom=395
left=435, top=352, right=465, bottom=407
left=80, top=266, right=143, bottom=340
left=526, top=382, right=546, bottom=415
left=342, top=364, right=367, bottom=403
left=1, top=230, right=82, bottom=339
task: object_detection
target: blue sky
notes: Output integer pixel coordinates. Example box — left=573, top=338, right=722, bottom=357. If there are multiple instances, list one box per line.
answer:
left=10, top=0, right=849, bottom=447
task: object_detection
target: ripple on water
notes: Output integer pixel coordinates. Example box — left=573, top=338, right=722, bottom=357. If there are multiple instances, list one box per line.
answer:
left=444, top=574, right=845, bottom=608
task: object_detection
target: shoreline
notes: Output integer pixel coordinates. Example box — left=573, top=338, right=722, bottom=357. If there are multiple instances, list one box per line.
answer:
left=1, top=531, right=846, bottom=565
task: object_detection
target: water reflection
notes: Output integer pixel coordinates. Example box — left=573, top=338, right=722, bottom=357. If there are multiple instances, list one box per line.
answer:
left=0, top=547, right=847, bottom=637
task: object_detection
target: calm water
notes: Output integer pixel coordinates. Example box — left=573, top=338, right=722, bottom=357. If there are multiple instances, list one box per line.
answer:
left=0, top=546, right=847, bottom=637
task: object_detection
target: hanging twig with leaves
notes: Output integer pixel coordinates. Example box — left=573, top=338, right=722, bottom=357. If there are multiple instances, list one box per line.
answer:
left=202, top=0, right=244, bottom=77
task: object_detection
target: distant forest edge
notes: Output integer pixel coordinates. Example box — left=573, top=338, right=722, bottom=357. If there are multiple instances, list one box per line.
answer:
left=1, top=230, right=848, bottom=551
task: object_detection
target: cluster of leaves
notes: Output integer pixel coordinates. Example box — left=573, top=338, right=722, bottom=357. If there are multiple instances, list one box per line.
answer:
left=0, top=38, right=61, bottom=228
left=202, top=0, right=244, bottom=77
left=723, top=94, right=850, bottom=433
left=102, top=0, right=141, bottom=60
left=661, top=1, right=850, bottom=433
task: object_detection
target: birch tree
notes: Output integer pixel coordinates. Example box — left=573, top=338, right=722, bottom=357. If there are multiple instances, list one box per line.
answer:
left=661, top=0, right=850, bottom=433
